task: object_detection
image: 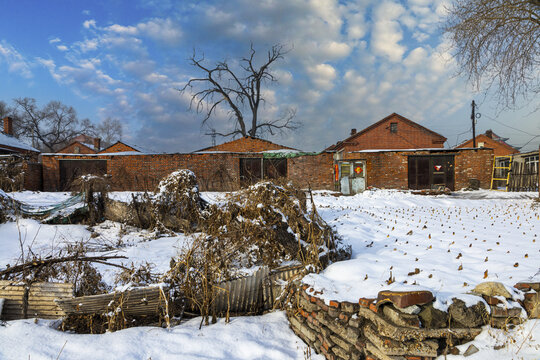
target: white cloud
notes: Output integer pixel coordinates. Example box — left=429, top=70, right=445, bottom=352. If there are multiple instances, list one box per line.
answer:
left=49, top=38, right=61, bottom=44
left=56, top=45, right=68, bottom=51
left=137, top=18, right=182, bottom=45
left=307, top=63, right=337, bottom=91
left=371, top=1, right=407, bottom=62
left=83, top=19, right=96, bottom=29
left=0, top=41, right=32, bottom=78
left=78, top=38, right=99, bottom=52
left=403, top=47, right=428, bottom=67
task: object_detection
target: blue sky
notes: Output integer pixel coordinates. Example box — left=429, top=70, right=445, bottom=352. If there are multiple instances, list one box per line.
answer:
left=1, top=0, right=538, bottom=153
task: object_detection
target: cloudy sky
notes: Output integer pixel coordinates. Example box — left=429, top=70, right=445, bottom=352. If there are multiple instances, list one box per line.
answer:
left=1, top=0, right=538, bottom=153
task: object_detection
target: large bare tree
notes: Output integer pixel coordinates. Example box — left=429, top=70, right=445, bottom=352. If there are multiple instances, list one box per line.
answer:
left=181, top=44, right=298, bottom=138
left=443, top=0, right=540, bottom=109
left=14, top=98, right=87, bottom=152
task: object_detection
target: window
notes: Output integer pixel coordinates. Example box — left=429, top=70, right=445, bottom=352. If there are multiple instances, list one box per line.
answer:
left=390, top=122, right=398, bottom=133
left=74, top=146, right=80, bottom=154
left=525, top=155, right=539, bottom=174
left=478, top=142, right=485, bottom=148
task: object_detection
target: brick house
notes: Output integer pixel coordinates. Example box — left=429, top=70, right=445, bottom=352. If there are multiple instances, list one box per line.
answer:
left=0, top=117, right=39, bottom=155
left=326, top=113, right=447, bottom=152
left=456, top=130, right=519, bottom=156
left=328, top=113, right=493, bottom=193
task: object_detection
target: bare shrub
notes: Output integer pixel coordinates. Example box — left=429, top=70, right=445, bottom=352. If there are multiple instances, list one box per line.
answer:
left=71, top=174, right=109, bottom=225
left=0, top=156, right=24, bottom=192
left=152, top=169, right=208, bottom=233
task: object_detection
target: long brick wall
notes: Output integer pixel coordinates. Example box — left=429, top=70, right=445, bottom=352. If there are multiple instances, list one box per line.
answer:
left=41, top=152, right=335, bottom=192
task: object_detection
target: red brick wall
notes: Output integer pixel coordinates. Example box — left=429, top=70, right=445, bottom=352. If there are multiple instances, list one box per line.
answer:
left=22, top=162, right=43, bottom=191
left=41, top=152, right=335, bottom=192
left=342, top=148, right=493, bottom=190
left=339, top=115, right=445, bottom=152
left=287, top=153, right=334, bottom=190
left=57, top=142, right=96, bottom=154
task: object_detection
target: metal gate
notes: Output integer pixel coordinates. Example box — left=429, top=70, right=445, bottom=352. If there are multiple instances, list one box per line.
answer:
left=408, top=155, right=454, bottom=191
left=59, top=159, right=107, bottom=190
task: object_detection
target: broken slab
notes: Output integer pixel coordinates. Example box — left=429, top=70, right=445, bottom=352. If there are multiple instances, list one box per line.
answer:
left=377, top=290, right=434, bottom=309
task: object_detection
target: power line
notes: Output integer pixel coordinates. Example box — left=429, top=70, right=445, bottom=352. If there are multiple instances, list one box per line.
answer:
left=481, top=113, right=540, bottom=137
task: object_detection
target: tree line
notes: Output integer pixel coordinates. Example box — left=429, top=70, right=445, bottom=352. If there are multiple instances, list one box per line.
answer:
left=0, top=98, right=122, bottom=152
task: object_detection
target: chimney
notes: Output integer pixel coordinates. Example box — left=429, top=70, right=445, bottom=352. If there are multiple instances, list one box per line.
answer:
left=93, top=137, right=101, bottom=152
left=3, top=117, right=13, bottom=136
left=350, top=128, right=357, bottom=136
left=485, top=129, right=493, bottom=139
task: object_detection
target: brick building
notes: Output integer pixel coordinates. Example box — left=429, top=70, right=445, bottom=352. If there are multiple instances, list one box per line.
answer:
left=329, top=114, right=493, bottom=193
left=326, top=113, right=447, bottom=152
left=456, top=130, right=519, bottom=156
left=41, top=137, right=335, bottom=191
left=37, top=115, right=509, bottom=193
left=0, top=117, right=39, bottom=155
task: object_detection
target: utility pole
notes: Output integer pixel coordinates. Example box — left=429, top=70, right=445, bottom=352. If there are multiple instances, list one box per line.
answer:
left=471, top=100, right=476, bottom=148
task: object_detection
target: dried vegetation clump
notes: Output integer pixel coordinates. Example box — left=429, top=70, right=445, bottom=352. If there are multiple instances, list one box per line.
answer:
left=164, top=179, right=349, bottom=325
left=0, top=156, right=24, bottom=192
left=71, top=174, right=109, bottom=225
left=152, top=170, right=209, bottom=233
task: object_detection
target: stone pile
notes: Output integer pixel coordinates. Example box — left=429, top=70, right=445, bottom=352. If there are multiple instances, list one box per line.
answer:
left=287, top=281, right=539, bottom=360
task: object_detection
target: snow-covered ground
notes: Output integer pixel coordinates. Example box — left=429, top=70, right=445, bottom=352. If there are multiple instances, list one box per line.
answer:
left=0, top=189, right=538, bottom=360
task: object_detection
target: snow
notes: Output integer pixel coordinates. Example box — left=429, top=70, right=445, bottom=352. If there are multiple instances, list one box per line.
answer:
left=0, top=312, right=321, bottom=360
left=0, top=132, right=39, bottom=152
left=0, top=189, right=539, bottom=359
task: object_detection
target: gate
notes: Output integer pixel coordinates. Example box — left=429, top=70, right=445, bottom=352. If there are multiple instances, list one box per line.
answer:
left=408, top=155, right=454, bottom=191
left=59, top=159, right=107, bottom=190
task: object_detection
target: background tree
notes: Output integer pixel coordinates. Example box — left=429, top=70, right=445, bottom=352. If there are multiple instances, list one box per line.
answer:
left=83, top=117, right=123, bottom=147
left=443, top=0, right=540, bottom=109
left=181, top=44, right=298, bottom=139
left=14, top=98, right=88, bottom=152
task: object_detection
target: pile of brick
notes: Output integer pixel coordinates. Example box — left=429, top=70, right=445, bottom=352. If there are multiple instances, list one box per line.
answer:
left=287, top=281, right=539, bottom=360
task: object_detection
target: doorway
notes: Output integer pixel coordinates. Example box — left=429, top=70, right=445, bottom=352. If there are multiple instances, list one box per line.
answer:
left=408, top=155, right=454, bottom=190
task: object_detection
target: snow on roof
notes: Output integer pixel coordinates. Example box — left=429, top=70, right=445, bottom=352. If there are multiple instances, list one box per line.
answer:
left=351, top=148, right=455, bottom=153
left=41, top=151, right=151, bottom=157
left=0, top=132, right=39, bottom=152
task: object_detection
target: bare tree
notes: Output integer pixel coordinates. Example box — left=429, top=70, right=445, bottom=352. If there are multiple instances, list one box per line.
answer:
left=443, top=0, right=540, bottom=109
left=181, top=44, right=298, bottom=138
left=14, top=98, right=87, bottom=152
left=83, top=117, right=123, bottom=146
left=97, top=117, right=123, bottom=144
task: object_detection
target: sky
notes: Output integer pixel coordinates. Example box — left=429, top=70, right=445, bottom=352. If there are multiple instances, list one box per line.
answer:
left=0, top=0, right=538, bottom=153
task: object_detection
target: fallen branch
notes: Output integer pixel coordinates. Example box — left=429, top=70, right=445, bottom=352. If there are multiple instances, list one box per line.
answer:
left=0, top=254, right=128, bottom=278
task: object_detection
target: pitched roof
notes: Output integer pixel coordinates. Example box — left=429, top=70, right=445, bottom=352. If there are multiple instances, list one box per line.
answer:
left=326, top=113, right=447, bottom=151
left=0, top=132, right=39, bottom=153
left=55, top=140, right=97, bottom=154
left=195, top=136, right=296, bottom=153
left=98, top=140, right=158, bottom=154
left=455, top=130, right=519, bottom=153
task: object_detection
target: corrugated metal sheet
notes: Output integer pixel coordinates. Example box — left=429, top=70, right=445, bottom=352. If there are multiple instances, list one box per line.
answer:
left=212, top=265, right=305, bottom=316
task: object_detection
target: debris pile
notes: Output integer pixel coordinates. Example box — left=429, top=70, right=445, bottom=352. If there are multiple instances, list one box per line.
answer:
left=288, top=281, right=531, bottom=360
